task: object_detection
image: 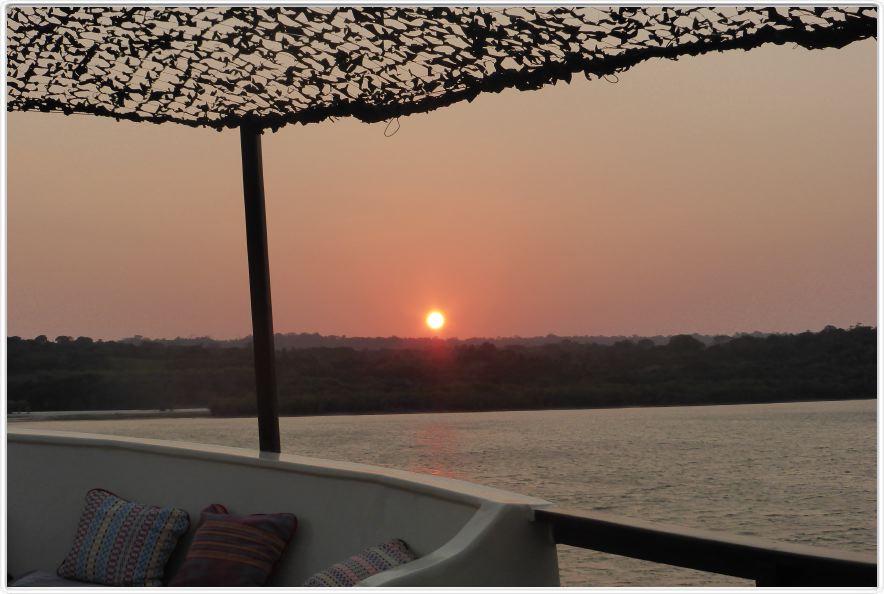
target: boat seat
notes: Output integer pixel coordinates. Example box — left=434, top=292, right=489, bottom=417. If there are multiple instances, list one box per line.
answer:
left=10, top=570, right=104, bottom=587
left=8, top=430, right=560, bottom=587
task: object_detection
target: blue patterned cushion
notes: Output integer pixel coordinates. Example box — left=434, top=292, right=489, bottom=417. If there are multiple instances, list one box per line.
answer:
left=57, top=489, right=190, bottom=586
left=302, top=539, right=418, bottom=587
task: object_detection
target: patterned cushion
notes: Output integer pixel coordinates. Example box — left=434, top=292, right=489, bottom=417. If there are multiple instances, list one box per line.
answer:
left=303, top=539, right=418, bottom=587
left=169, top=504, right=297, bottom=587
left=58, top=489, right=190, bottom=587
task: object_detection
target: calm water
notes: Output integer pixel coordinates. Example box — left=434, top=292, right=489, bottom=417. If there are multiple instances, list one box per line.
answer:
left=14, top=399, right=876, bottom=586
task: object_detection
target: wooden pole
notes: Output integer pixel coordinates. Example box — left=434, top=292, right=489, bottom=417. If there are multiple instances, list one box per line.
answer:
left=240, top=124, right=281, bottom=453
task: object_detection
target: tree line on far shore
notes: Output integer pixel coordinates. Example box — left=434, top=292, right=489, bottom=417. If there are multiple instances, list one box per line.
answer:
left=7, top=325, right=875, bottom=416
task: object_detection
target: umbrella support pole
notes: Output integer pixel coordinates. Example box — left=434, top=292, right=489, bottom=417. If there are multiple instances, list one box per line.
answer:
left=240, top=124, right=281, bottom=453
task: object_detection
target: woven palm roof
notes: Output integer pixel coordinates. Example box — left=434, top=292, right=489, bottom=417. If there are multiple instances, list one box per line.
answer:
left=6, top=6, right=877, bottom=131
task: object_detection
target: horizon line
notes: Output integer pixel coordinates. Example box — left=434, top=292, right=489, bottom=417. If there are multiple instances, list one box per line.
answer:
left=9, top=324, right=874, bottom=344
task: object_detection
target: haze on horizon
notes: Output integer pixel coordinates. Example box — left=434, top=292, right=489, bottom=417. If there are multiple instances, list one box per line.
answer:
left=6, top=40, right=876, bottom=341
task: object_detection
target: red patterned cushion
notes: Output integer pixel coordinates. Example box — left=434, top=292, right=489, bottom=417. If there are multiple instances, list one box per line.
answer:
left=57, top=489, right=190, bottom=587
left=169, top=504, right=297, bottom=587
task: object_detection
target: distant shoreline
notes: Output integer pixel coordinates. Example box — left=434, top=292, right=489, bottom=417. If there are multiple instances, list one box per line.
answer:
left=7, top=408, right=211, bottom=422
left=8, top=397, right=873, bottom=423
left=255, top=395, right=878, bottom=419
left=10, top=326, right=874, bottom=421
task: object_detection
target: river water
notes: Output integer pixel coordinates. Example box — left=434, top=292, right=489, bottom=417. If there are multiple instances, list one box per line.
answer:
left=13, top=399, right=875, bottom=586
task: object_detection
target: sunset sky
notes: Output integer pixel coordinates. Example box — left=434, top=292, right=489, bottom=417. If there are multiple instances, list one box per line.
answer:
left=7, top=38, right=876, bottom=341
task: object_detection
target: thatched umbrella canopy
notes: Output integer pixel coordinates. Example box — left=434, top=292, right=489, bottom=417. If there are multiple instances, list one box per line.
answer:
left=6, top=6, right=876, bottom=451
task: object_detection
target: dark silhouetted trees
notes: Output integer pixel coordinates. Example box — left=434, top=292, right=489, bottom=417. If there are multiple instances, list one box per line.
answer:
left=6, top=326, right=876, bottom=417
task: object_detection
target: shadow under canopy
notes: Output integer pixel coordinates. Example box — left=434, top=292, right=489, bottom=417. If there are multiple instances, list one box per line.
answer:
left=6, top=6, right=877, bottom=452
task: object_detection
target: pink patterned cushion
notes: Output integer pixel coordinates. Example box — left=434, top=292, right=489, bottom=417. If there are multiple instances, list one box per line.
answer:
left=303, top=539, right=418, bottom=586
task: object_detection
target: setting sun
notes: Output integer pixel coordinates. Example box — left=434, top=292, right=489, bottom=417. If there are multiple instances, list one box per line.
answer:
left=426, top=310, right=445, bottom=331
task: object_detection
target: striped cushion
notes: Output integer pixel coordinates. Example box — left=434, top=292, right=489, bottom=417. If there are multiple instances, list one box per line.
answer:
left=58, top=489, right=189, bottom=586
left=169, top=504, right=297, bottom=587
left=303, top=539, right=418, bottom=587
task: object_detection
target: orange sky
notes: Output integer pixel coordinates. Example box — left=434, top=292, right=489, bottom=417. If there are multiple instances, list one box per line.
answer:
left=6, top=39, right=876, bottom=340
